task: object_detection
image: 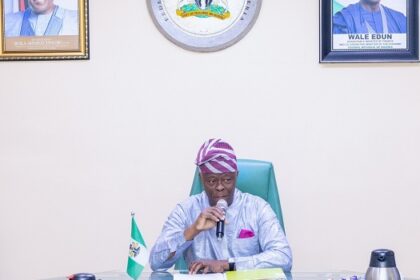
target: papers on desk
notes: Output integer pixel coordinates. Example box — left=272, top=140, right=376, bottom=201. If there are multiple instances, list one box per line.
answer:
left=174, top=273, right=224, bottom=280
left=226, top=268, right=286, bottom=280
left=174, top=268, right=285, bottom=280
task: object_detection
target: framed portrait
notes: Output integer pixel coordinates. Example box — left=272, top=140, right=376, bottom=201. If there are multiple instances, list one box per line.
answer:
left=320, top=0, right=419, bottom=62
left=0, top=0, right=89, bottom=61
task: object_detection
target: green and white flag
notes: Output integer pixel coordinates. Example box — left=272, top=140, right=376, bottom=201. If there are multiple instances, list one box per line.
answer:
left=127, top=213, right=148, bottom=280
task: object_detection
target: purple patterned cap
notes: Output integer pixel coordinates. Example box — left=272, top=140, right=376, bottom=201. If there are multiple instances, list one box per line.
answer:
left=195, top=138, right=237, bottom=174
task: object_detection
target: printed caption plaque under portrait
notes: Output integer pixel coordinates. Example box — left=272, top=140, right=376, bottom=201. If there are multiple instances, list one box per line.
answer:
left=147, top=0, right=262, bottom=52
left=320, top=0, right=419, bottom=62
left=0, top=0, right=89, bottom=61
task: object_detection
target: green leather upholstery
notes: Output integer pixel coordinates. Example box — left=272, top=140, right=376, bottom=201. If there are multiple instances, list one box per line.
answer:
left=174, top=159, right=285, bottom=270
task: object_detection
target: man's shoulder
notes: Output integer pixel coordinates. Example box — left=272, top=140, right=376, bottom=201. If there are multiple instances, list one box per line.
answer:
left=240, top=191, right=269, bottom=208
left=338, top=3, right=360, bottom=17
left=56, top=6, right=78, bottom=20
left=383, top=5, right=406, bottom=20
left=177, top=192, right=207, bottom=210
left=237, top=191, right=277, bottom=222
left=64, top=8, right=79, bottom=19
left=5, top=11, right=24, bottom=24
left=5, top=11, right=24, bottom=37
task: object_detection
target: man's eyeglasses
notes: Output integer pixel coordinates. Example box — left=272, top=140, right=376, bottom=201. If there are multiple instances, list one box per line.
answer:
left=202, top=173, right=236, bottom=188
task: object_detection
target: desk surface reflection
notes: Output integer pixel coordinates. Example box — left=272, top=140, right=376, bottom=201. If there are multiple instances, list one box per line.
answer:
left=44, top=271, right=419, bottom=280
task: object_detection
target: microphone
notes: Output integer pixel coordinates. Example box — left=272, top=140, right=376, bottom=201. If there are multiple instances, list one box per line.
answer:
left=216, top=199, right=228, bottom=241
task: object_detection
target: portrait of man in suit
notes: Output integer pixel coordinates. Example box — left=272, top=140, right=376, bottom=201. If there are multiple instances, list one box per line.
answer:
left=4, top=0, right=79, bottom=37
left=332, top=0, right=406, bottom=34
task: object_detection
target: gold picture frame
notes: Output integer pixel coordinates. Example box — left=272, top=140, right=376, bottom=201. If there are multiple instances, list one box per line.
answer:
left=0, top=0, right=89, bottom=61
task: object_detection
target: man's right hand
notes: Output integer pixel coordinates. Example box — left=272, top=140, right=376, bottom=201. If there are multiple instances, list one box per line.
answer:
left=184, top=207, right=225, bottom=240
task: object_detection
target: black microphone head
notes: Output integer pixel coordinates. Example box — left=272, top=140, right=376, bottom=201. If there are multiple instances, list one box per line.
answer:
left=216, top=199, right=228, bottom=211
left=216, top=199, right=227, bottom=241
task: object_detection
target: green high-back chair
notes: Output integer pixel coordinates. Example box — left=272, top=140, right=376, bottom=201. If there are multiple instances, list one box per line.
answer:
left=174, top=159, right=285, bottom=270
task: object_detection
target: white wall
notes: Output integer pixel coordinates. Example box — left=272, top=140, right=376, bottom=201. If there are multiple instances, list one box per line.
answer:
left=1, top=1, right=420, bottom=279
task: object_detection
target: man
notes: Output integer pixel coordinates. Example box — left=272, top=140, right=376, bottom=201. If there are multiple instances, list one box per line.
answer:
left=149, top=139, right=292, bottom=274
left=333, top=0, right=406, bottom=34
left=5, top=0, right=78, bottom=37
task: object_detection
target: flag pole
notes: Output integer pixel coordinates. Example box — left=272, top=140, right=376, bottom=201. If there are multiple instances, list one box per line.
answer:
left=127, top=210, right=147, bottom=280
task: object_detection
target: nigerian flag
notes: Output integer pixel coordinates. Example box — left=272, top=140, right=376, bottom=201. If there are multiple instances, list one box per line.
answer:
left=127, top=213, right=148, bottom=280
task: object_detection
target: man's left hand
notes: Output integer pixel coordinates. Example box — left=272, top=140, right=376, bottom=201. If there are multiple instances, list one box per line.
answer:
left=189, top=259, right=229, bottom=274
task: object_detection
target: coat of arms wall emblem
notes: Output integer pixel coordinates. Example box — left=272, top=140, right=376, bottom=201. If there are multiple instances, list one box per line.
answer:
left=148, top=0, right=262, bottom=52
left=176, top=0, right=230, bottom=20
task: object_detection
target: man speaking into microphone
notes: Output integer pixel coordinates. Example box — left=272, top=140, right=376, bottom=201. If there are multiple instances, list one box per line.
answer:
left=149, top=139, right=292, bottom=274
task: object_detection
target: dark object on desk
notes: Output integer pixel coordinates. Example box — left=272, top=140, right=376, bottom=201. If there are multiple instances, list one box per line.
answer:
left=366, top=249, right=401, bottom=280
left=150, top=272, right=174, bottom=280
left=68, top=273, right=96, bottom=280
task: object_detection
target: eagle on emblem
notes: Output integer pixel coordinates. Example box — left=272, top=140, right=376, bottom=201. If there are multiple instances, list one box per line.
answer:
left=195, top=0, right=212, bottom=10
left=177, top=0, right=229, bottom=19
left=129, top=241, right=141, bottom=258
